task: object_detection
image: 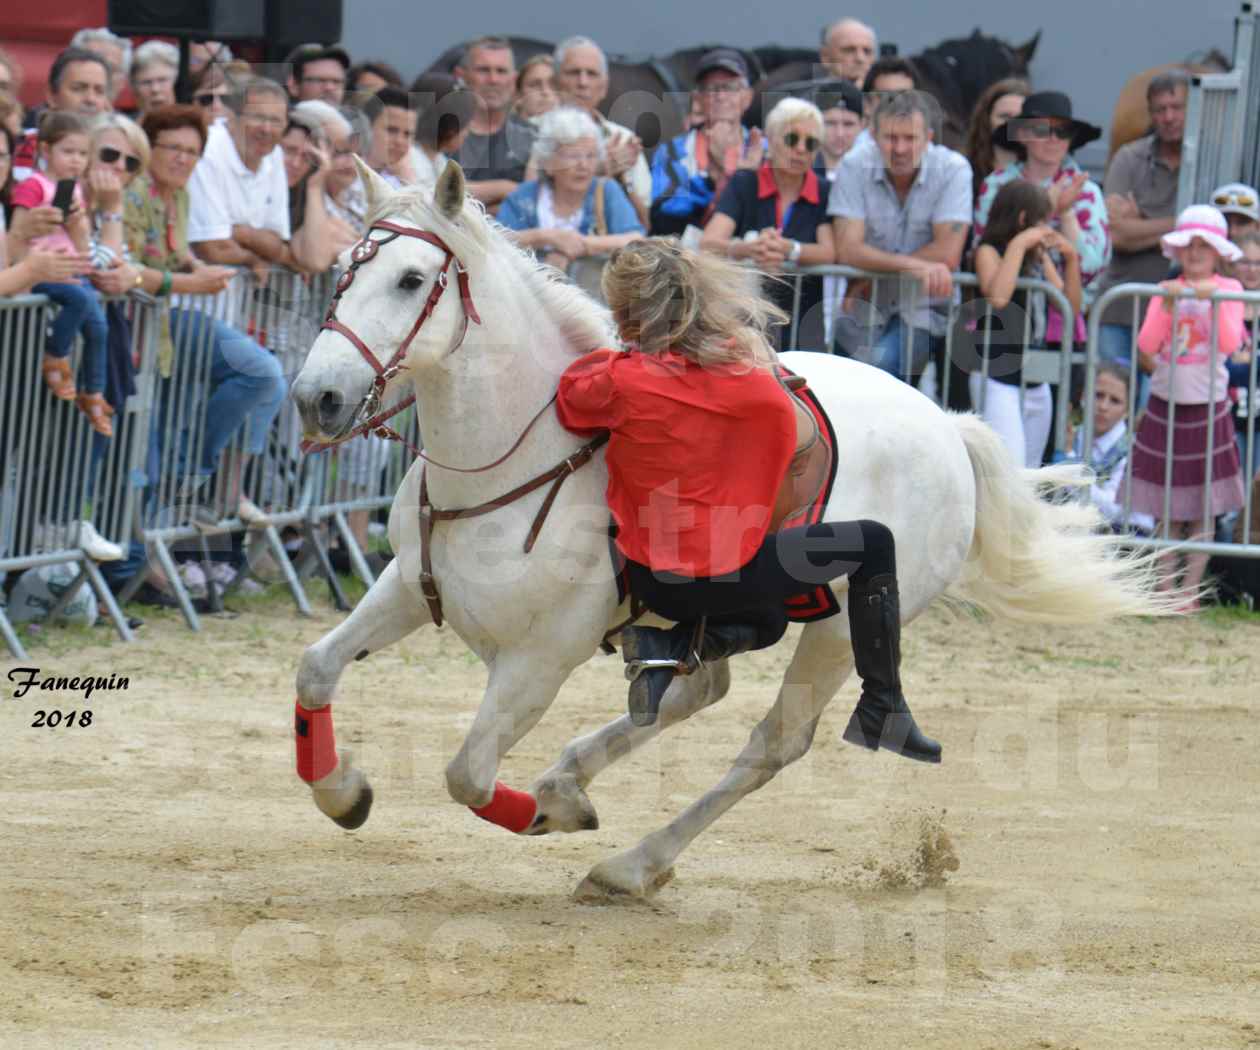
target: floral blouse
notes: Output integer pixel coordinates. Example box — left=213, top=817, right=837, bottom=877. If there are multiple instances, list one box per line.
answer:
left=123, top=173, right=193, bottom=374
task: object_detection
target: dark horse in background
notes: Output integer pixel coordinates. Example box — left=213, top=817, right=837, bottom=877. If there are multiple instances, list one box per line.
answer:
left=421, top=29, right=1040, bottom=152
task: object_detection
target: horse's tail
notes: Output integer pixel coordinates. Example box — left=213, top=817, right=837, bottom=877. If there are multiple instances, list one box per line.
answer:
left=945, top=414, right=1180, bottom=623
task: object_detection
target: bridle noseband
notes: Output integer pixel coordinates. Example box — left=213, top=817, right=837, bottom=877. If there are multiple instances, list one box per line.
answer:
left=303, top=219, right=481, bottom=452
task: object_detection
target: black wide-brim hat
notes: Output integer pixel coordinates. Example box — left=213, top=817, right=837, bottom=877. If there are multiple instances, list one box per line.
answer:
left=992, top=91, right=1103, bottom=153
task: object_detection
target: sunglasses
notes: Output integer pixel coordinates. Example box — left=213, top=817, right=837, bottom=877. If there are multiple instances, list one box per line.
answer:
left=1021, top=122, right=1075, bottom=141
left=194, top=92, right=226, bottom=107
left=1215, top=191, right=1257, bottom=208
left=98, top=146, right=141, bottom=173
left=784, top=131, right=820, bottom=151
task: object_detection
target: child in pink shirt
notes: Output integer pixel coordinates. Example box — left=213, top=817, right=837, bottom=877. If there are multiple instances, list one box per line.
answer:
left=1128, top=205, right=1246, bottom=606
left=9, top=112, right=112, bottom=437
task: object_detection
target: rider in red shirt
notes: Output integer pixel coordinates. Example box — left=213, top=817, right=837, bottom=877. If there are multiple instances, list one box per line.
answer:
left=557, top=241, right=940, bottom=763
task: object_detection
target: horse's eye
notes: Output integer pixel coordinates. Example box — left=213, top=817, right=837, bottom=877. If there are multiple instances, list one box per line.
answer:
left=398, top=271, right=425, bottom=291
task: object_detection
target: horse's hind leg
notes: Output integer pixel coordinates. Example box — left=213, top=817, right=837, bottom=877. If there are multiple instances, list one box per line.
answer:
left=527, top=658, right=731, bottom=835
left=295, top=557, right=431, bottom=827
left=576, top=619, right=853, bottom=900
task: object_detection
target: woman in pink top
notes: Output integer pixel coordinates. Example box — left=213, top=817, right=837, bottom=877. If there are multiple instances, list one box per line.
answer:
left=1128, top=205, right=1247, bottom=606
left=8, top=112, right=112, bottom=436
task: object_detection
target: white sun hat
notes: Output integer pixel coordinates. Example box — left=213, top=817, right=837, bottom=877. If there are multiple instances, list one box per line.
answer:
left=1160, top=204, right=1242, bottom=262
left=1211, top=181, right=1260, bottom=221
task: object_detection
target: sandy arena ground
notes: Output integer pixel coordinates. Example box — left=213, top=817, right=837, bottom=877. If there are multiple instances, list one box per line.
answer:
left=2, top=587, right=1259, bottom=1049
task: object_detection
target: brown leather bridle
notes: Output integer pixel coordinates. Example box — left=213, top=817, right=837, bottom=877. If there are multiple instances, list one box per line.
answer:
left=303, top=219, right=480, bottom=453
left=303, top=217, right=608, bottom=628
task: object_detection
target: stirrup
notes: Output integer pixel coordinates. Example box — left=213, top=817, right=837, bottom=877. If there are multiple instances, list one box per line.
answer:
left=624, top=652, right=700, bottom=683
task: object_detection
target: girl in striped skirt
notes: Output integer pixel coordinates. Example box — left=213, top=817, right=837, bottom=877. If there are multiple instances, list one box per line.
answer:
left=1130, top=205, right=1246, bottom=608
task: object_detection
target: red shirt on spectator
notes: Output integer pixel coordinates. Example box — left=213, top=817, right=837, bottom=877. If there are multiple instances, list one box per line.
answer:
left=556, top=347, right=796, bottom=577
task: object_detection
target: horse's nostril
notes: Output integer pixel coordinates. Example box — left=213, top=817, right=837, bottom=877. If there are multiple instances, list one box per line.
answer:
left=318, top=390, right=344, bottom=423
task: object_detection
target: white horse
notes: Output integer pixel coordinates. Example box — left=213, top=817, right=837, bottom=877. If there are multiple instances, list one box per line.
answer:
left=290, top=161, right=1166, bottom=899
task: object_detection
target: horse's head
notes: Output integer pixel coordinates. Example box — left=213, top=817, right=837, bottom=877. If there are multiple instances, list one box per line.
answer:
left=292, top=159, right=480, bottom=442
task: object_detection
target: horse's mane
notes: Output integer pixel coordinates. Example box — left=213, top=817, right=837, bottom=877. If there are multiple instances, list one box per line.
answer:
left=369, top=183, right=618, bottom=356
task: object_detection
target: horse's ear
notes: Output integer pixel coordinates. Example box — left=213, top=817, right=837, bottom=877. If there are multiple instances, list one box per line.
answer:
left=1015, top=30, right=1041, bottom=67
left=353, top=155, right=393, bottom=217
left=435, top=161, right=466, bottom=220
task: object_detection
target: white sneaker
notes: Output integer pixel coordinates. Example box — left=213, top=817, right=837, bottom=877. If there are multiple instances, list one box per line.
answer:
left=178, top=562, right=208, bottom=599
left=76, top=521, right=124, bottom=561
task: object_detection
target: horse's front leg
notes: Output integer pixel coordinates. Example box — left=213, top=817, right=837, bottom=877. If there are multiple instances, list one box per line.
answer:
left=527, top=658, right=732, bottom=835
left=295, top=557, right=431, bottom=827
left=443, top=646, right=585, bottom=835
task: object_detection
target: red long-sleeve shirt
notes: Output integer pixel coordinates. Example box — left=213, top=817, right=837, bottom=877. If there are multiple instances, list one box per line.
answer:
left=556, top=347, right=796, bottom=577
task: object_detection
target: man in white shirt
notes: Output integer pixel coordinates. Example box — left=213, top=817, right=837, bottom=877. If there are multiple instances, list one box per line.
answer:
left=188, top=76, right=297, bottom=278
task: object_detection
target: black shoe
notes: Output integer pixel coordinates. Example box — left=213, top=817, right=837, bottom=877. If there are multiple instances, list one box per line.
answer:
left=622, top=621, right=763, bottom=728
left=130, top=581, right=180, bottom=609
left=842, top=574, right=942, bottom=764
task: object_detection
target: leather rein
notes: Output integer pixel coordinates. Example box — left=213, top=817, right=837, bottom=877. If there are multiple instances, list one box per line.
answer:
left=305, top=219, right=608, bottom=627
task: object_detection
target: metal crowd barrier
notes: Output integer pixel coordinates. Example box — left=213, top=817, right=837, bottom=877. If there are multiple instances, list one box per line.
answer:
left=783, top=264, right=1080, bottom=457
left=0, top=291, right=148, bottom=658
left=1085, top=283, right=1259, bottom=561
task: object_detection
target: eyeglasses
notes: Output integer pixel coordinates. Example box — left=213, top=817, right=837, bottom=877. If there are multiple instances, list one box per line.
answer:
left=153, top=141, right=202, bottom=160
left=784, top=132, right=820, bottom=151
left=1234, top=257, right=1260, bottom=267
left=98, top=146, right=141, bottom=173
left=1021, top=122, right=1075, bottom=141
left=696, top=82, right=746, bottom=95
left=194, top=92, right=227, bottom=107
left=1215, top=190, right=1257, bottom=208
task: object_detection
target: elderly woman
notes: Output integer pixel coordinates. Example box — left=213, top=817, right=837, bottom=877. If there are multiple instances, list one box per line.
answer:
left=129, top=41, right=178, bottom=119
left=123, top=104, right=285, bottom=527
left=497, top=106, right=645, bottom=270
left=974, top=91, right=1111, bottom=340
left=701, top=97, right=835, bottom=350
left=290, top=100, right=366, bottom=271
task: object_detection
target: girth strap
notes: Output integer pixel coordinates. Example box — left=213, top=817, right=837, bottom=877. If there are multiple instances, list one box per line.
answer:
left=417, top=432, right=610, bottom=627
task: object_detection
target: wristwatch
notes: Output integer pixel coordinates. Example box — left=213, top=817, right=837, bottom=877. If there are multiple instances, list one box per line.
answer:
left=788, top=240, right=802, bottom=264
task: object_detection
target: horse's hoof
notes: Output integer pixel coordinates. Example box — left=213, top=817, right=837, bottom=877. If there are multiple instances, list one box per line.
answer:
left=574, top=863, right=674, bottom=903
left=331, top=784, right=373, bottom=830
left=525, top=773, right=599, bottom=835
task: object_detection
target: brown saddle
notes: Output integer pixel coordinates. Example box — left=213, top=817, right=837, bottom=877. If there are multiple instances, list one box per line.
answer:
left=770, top=374, right=829, bottom=532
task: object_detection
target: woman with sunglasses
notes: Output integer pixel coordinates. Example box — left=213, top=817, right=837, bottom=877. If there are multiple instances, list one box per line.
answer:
left=701, top=97, right=835, bottom=350
left=973, top=92, right=1111, bottom=344
left=84, top=114, right=149, bottom=287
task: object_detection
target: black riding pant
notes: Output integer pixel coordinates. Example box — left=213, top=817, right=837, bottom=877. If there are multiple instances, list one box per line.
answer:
left=627, top=519, right=896, bottom=650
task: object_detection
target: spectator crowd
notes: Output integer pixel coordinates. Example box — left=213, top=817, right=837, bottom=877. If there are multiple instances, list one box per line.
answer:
left=0, top=19, right=1258, bottom=613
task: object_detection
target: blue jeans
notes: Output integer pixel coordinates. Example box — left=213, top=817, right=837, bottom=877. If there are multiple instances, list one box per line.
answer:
left=167, top=309, right=287, bottom=473
left=1096, top=323, right=1150, bottom=412
left=34, top=279, right=108, bottom=392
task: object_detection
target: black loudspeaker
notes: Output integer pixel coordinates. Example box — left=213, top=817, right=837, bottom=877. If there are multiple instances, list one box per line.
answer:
left=265, top=1, right=343, bottom=48
left=107, top=0, right=265, bottom=39
left=107, top=0, right=343, bottom=45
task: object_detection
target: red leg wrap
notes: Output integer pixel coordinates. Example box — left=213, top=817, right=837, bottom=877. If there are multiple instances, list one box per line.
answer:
left=295, top=702, right=338, bottom=783
left=470, top=781, right=538, bottom=833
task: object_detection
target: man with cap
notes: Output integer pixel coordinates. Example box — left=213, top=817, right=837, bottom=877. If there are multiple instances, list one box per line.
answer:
left=1096, top=71, right=1188, bottom=373
left=286, top=44, right=351, bottom=104
left=648, top=48, right=765, bottom=236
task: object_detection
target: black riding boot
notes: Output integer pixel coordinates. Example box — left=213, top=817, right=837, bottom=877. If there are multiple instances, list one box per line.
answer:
left=842, top=574, right=942, bottom=763
left=623, top=621, right=761, bottom=728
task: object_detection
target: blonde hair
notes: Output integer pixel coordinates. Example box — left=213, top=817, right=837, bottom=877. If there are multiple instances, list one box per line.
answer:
left=600, top=239, right=785, bottom=369
left=91, top=112, right=151, bottom=171
left=765, top=97, right=824, bottom=143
